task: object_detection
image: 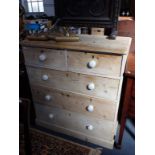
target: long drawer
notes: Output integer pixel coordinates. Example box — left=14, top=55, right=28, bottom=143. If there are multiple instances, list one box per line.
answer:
left=34, top=103, right=115, bottom=141
left=67, top=51, right=122, bottom=77
left=23, top=47, right=67, bottom=71
left=27, top=66, right=120, bottom=101
left=31, top=85, right=117, bottom=121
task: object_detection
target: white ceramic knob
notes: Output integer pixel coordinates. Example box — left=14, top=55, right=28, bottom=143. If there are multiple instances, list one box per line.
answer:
left=86, top=125, right=94, bottom=131
left=87, top=83, right=95, bottom=90
left=42, top=74, right=48, bottom=81
left=49, top=113, right=54, bottom=119
left=88, top=60, right=96, bottom=68
left=45, top=94, right=52, bottom=101
left=39, top=54, right=47, bottom=61
left=86, top=105, right=94, bottom=112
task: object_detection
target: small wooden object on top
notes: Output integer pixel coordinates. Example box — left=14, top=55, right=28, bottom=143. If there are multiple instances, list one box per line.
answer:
left=27, top=34, right=80, bottom=42
left=91, top=28, right=104, bottom=36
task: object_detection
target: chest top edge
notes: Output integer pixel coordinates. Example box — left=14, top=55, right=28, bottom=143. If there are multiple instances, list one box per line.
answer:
left=21, top=35, right=132, bottom=55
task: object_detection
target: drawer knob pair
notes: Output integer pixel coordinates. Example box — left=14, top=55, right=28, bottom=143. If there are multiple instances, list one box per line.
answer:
left=86, top=125, right=94, bottom=131
left=87, top=83, right=95, bottom=90
left=86, top=105, right=94, bottom=112
left=45, top=94, right=52, bottom=101
left=39, top=54, right=47, bottom=61
left=42, top=74, right=49, bottom=81
left=88, top=60, right=96, bottom=69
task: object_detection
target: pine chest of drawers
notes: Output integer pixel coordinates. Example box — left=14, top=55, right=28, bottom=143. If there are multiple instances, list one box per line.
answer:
left=22, top=35, right=131, bottom=149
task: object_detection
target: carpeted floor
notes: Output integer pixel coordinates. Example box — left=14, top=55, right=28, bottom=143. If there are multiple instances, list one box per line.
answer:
left=19, top=127, right=102, bottom=155
left=30, top=119, right=135, bottom=155
left=20, top=119, right=134, bottom=155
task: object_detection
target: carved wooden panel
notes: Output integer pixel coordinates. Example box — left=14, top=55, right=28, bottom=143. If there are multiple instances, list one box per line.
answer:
left=55, top=0, right=121, bottom=39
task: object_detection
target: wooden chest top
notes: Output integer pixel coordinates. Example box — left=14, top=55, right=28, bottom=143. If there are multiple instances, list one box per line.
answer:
left=21, top=35, right=132, bottom=55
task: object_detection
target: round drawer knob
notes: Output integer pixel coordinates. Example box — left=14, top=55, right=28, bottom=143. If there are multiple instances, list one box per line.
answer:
left=88, top=60, right=96, bottom=68
left=86, top=105, right=94, bottom=112
left=86, top=125, right=94, bottom=131
left=49, top=113, right=54, bottom=119
left=45, top=94, right=52, bottom=101
left=39, top=54, right=47, bottom=61
left=42, top=74, right=48, bottom=81
left=87, top=83, right=95, bottom=90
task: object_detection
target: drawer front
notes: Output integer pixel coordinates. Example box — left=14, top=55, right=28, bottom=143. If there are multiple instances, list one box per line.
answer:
left=34, top=103, right=115, bottom=141
left=31, top=85, right=117, bottom=121
left=27, top=66, right=120, bottom=100
left=23, top=47, right=67, bottom=71
left=67, top=51, right=122, bottom=77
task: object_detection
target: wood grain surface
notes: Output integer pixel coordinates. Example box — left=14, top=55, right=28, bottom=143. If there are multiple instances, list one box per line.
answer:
left=27, top=66, right=120, bottom=101
left=67, top=51, right=123, bottom=77
left=31, top=85, right=117, bottom=121
left=34, top=103, right=115, bottom=141
left=21, top=35, right=132, bottom=55
left=23, top=47, right=67, bottom=71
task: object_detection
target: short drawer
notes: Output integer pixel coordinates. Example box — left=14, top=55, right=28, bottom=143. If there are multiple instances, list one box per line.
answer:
left=27, top=66, right=120, bottom=101
left=34, top=103, right=115, bottom=141
left=67, top=51, right=122, bottom=77
left=31, top=85, right=117, bottom=121
left=23, top=47, right=67, bottom=71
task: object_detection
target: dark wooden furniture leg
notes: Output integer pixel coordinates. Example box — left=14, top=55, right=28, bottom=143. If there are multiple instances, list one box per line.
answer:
left=19, top=98, right=32, bottom=155
left=115, top=77, right=134, bottom=149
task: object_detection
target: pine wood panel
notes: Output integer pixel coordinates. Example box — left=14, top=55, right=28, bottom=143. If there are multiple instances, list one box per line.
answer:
left=34, top=103, right=115, bottom=141
left=23, top=47, right=67, bottom=71
left=27, top=66, right=120, bottom=101
left=91, top=28, right=104, bottom=36
left=67, top=51, right=122, bottom=77
left=21, top=34, right=131, bottom=150
left=31, top=85, right=117, bottom=121
left=21, top=35, right=132, bottom=55
left=36, top=119, right=114, bottom=149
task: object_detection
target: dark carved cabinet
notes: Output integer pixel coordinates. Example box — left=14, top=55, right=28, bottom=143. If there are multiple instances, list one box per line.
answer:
left=55, top=0, right=121, bottom=39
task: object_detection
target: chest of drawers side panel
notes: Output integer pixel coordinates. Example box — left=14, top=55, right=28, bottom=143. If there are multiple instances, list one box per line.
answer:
left=113, top=55, right=129, bottom=122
